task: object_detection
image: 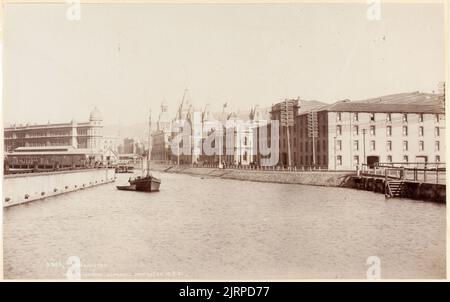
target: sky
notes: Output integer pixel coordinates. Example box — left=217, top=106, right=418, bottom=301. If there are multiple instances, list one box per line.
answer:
left=2, top=2, right=445, bottom=126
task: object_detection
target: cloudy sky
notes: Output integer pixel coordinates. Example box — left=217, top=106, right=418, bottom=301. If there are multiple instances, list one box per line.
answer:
left=2, top=2, right=445, bottom=126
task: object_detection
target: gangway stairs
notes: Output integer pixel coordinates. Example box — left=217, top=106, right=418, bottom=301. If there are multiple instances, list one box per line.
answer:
left=385, top=180, right=406, bottom=198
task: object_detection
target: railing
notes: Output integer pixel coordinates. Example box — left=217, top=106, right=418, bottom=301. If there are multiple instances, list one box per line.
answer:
left=174, top=162, right=347, bottom=172
left=4, top=162, right=113, bottom=175
left=360, top=162, right=446, bottom=184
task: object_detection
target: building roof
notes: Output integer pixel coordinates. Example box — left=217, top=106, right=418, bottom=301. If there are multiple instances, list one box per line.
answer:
left=270, top=99, right=327, bottom=115
left=4, top=122, right=73, bottom=130
left=298, top=99, right=328, bottom=113
left=90, top=107, right=103, bottom=121
left=301, top=92, right=444, bottom=114
left=4, top=110, right=98, bottom=130
left=271, top=99, right=299, bottom=113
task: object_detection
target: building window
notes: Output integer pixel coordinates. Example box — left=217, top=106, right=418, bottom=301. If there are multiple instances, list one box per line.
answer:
left=386, top=140, right=392, bottom=151
left=386, top=126, right=392, bottom=136
left=370, top=125, right=375, bottom=136
left=370, top=113, right=375, bottom=122
left=435, top=114, right=440, bottom=123
left=435, top=141, right=440, bottom=151
left=336, top=125, right=342, bottom=136
left=419, top=141, right=424, bottom=151
left=353, top=113, right=359, bottom=122
left=402, top=126, right=408, bottom=136
left=386, top=113, right=392, bottom=122
left=387, top=155, right=392, bottom=163
left=370, top=140, right=375, bottom=151
left=435, top=127, right=440, bottom=137
left=435, top=155, right=440, bottom=163
left=353, top=155, right=359, bottom=166
left=403, top=114, right=408, bottom=122
left=353, top=125, right=359, bottom=136
left=337, top=155, right=342, bottom=166
left=353, top=140, right=359, bottom=151
left=337, top=112, right=342, bottom=122
left=418, top=126, right=424, bottom=136
left=337, top=140, right=342, bottom=151
left=403, top=141, right=408, bottom=151
left=419, top=114, right=424, bottom=122
left=403, top=155, right=409, bottom=163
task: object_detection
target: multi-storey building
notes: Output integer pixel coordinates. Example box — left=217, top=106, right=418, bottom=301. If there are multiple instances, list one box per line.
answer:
left=169, top=93, right=201, bottom=164
left=295, top=109, right=329, bottom=168
left=222, top=111, right=256, bottom=166
left=296, top=92, right=445, bottom=170
left=4, top=107, right=103, bottom=155
left=254, top=99, right=325, bottom=167
left=120, top=138, right=136, bottom=154
left=199, top=107, right=268, bottom=166
left=151, top=101, right=172, bottom=161
left=102, top=136, right=119, bottom=154
left=269, top=99, right=300, bottom=166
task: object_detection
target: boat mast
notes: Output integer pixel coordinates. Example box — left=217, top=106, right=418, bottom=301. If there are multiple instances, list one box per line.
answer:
left=147, top=108, right=152, bottom=176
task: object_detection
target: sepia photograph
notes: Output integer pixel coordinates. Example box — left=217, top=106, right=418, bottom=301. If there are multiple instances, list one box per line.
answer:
left=1, top=1, right=447, bottom=281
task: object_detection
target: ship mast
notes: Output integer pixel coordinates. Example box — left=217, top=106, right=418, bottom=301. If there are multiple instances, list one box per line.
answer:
left=147, top=108, right=152, bottom=177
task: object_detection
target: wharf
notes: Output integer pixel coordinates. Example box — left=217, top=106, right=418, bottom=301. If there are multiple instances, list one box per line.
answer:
left=350, top=164, right=446, bottom=203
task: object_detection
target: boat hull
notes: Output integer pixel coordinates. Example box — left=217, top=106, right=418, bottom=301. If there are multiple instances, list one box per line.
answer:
left=117, top=176, right=161, bottom=192
left=116, top=185, right=137, bottom=191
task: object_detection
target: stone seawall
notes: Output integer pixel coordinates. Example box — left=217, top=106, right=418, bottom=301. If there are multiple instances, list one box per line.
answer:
left=3, top=168, right=116, bottom=208
left=150, top=164, right=446, bottom=203
left=150, top=164, right=353, bottom=187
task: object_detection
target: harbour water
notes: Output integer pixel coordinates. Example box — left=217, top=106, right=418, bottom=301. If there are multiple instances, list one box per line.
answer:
left=3, top=171, right=446, bottom=279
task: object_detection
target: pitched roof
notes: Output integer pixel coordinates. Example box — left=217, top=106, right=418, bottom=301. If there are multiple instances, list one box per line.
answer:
left=307, top=92, right=444, bottom=114
left=298, top=99, right=328, bottom=113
